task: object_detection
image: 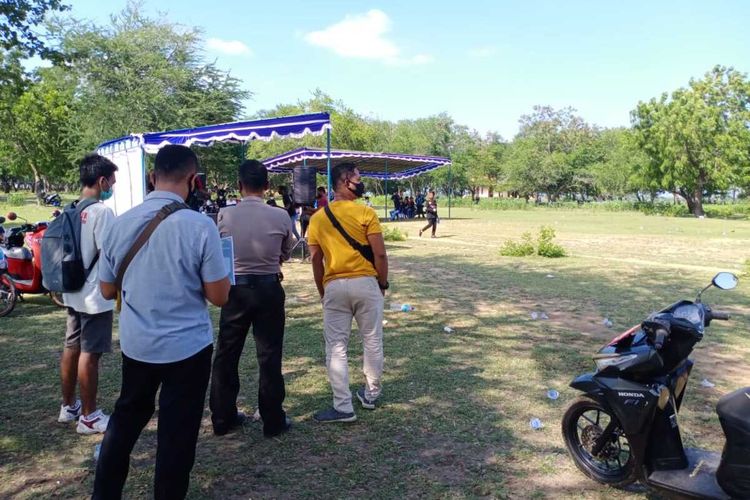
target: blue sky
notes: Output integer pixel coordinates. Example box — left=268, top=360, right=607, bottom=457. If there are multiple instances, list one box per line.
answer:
left=62, top=0, right=750, bottom=138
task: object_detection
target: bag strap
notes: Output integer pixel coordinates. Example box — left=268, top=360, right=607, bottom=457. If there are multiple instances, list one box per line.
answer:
left=74, top=198, right=101, bottom=278
left=115, top=201, right=189, bottom=290
left=323, top=205, right=376, bottom=268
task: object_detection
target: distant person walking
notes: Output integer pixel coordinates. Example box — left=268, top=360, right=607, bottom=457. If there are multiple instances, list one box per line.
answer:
left=210, top=160, right=295, bottom=438
left=308, top=162, right=389, bottom=423
left=93, top=145, right=230, bottom=499
left=419, top=190, right=438, bottom=238
left=58, top=154, right=118, bottom=435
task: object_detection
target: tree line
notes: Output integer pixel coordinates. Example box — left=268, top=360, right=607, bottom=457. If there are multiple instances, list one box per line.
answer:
left=2, top=3, right=749, bottom=216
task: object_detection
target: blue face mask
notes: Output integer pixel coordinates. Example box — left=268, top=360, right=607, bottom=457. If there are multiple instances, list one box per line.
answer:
left=100, top=179, right=113, bottom=201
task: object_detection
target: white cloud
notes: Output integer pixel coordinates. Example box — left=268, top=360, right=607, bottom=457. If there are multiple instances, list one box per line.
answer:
left=468, top=46, right=497, bottom=59
left=206, top=38, right=253, bottom=56
left=304, top=9, right=433, bottom=66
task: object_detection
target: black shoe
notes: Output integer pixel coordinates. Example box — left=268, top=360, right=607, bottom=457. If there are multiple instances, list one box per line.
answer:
left=264, top=416, right=292, bottom=438
left=213, top=411, right=247, bottom=436
left=313, top=407, right=357, bottom=423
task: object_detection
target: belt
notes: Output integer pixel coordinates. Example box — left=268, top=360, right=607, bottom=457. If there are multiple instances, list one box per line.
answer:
left=234, top=273, right=281, bottom=285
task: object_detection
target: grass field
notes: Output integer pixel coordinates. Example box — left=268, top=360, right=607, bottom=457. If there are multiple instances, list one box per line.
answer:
left=1, top=200, right=749, bottom=499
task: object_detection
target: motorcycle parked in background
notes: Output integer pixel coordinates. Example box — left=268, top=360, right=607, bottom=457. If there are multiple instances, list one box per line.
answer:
left=562, top=272, right=749, bottom=499
left=0, top=218, right=15, bottom=317
left=41, top=192, right=62, bottom=207
left=0, top=212, right=64, bottom=317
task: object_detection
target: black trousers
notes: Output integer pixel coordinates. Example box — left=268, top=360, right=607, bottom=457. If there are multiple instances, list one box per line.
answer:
left=93, top=345, right=213, bottom=500
left=422, top=216, right=437, bottom=236
left=210, top=281, right=286, bottom=436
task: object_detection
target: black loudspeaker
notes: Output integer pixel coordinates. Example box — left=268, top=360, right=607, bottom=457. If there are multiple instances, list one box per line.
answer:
left=293, top=166, right=317, bottom=205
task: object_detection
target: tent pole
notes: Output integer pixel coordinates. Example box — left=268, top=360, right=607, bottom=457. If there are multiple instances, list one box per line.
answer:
left=448, top=161, right=453, bottom=220
left=326, top=129, right=332, bottom=200
left=384, top=159, right=388, bottom=219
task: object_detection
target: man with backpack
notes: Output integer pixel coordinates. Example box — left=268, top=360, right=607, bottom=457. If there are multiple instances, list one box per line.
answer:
left=57, top=154, right=118, bottom=434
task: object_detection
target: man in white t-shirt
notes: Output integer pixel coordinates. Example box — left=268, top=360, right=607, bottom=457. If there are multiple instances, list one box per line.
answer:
left=58, top=154, right=117, bottom=435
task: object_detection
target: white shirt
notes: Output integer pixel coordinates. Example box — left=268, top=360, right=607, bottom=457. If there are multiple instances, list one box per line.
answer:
left=63, top=201, right=115, bottom=314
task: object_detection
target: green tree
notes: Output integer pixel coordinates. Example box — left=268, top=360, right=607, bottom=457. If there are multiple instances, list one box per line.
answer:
left=589, top=128, right=651, bottom=200
left=1, top=0, right=69, bottom=59
left=0, top=66, right=74, bottom=197
left=53, top=4, right=248, bottom=159
left=507, top=105, right=596, bottom=201
left=631, top=65, right=750, bottom=216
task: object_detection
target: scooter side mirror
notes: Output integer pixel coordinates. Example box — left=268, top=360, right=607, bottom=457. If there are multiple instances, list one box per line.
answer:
left=6, top=212, right=17, bottom=221
left=0, top=216, right=5, bottom=224
left=713, top=272, right=738, bottom=291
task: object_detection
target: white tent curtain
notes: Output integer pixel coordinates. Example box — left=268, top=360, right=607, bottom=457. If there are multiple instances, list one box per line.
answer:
left=96, top=138, right=145, bottom=216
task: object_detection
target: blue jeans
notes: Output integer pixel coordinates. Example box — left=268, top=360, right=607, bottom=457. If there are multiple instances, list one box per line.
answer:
left=290, top=214, right=300, bottom=240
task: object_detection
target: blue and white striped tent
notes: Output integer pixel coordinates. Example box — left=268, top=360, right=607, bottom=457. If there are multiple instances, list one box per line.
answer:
left=263, top=147, right=450, bottom=180
left=96, top=113, right=332, bottom=214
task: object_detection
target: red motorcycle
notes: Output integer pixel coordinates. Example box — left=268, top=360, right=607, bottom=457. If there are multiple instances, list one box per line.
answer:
left=0, top=212, right=64, bottom=317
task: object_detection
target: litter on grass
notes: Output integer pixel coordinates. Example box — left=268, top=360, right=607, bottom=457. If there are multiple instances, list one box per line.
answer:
left=547, top=389, right=560, bottom=400
left=530, top=418, right=544, bottom=430
left=603, top=318, right=614, bottom=328
left=700, top=379, right=716, bottom=388
left=443, top=326, right=454, bottom=333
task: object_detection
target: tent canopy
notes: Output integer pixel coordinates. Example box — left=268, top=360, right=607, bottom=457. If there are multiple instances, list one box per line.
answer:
left=96, top=113, right=331, bottom=215
left=98, top=113, right=332, bottom=155
left=262, top=147, right=450, bottom=180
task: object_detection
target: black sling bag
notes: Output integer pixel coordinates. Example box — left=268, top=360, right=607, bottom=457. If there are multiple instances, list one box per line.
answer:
left=323, top=205, right=376, bottom=268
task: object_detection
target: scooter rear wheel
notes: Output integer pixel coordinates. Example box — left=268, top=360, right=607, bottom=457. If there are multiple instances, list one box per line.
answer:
left=0, top=275, right=17, bottom=318
left=562, top=396, right=636, bottom=487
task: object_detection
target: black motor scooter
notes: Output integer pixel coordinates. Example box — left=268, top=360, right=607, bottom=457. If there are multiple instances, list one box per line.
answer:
left=562, top=272, right=750, bottom=499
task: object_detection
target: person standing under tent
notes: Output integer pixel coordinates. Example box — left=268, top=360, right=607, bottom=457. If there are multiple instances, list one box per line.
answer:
left=93, top=145, right=230, bottom=499
left=316, top=186, right=328, bottom=209
left=308, top=162, right=389, bottom=423
left=278, top=185, right=300, bottom=240
left=419, top=190, right=439, bottom=238
left=390, top=190, right=402, bottom=216
left=416, top=192, right=425, bottom=218
left=210, top=160, right=295, bottom=438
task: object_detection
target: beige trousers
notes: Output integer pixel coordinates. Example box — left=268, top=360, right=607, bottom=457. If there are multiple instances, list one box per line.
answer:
left=322, top=276, right=384, bottom=413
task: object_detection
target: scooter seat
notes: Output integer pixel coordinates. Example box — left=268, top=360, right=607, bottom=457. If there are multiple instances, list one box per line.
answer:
left=717, top=386, right=750, bottom=433
left=2, top=247, right=32, bottom=261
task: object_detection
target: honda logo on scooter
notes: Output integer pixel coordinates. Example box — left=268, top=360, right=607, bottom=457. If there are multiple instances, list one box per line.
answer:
left=617, top=392, right=645, bottom=398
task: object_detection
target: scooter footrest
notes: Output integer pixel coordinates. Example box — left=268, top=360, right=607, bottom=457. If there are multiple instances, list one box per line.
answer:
left=648, top=448, right=728, bottom=499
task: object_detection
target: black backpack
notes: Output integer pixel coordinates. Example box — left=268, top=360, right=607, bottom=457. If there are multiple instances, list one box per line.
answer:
left=41, top=198, right=100, bottom=293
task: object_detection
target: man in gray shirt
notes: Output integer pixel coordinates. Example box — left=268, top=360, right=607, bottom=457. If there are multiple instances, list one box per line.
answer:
left=93, top=145, right=230, bottom=499
left=210, top=159, right=295, bottom=437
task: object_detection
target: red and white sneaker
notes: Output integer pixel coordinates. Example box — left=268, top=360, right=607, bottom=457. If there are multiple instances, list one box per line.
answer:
left=77, top=409, right=110, bottom=434
left=58, top=400, right=82, bottom=423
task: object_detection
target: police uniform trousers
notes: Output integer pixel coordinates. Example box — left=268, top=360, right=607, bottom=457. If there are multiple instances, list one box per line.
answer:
left=209, top=274, right=287, bottom=436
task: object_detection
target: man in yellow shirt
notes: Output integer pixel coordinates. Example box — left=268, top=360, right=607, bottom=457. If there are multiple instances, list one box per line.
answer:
left=308, top=162, right=389, bottom=422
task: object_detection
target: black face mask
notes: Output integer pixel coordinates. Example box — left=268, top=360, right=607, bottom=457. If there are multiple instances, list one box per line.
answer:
left=348, top=180, right=365, bottom=198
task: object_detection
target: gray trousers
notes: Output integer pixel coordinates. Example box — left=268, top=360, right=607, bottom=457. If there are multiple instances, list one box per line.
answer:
left=322, top=276, right=384, bottom=413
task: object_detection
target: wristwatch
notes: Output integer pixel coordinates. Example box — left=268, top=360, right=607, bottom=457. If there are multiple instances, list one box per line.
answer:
left=379, top=280, right=389, bottom=290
